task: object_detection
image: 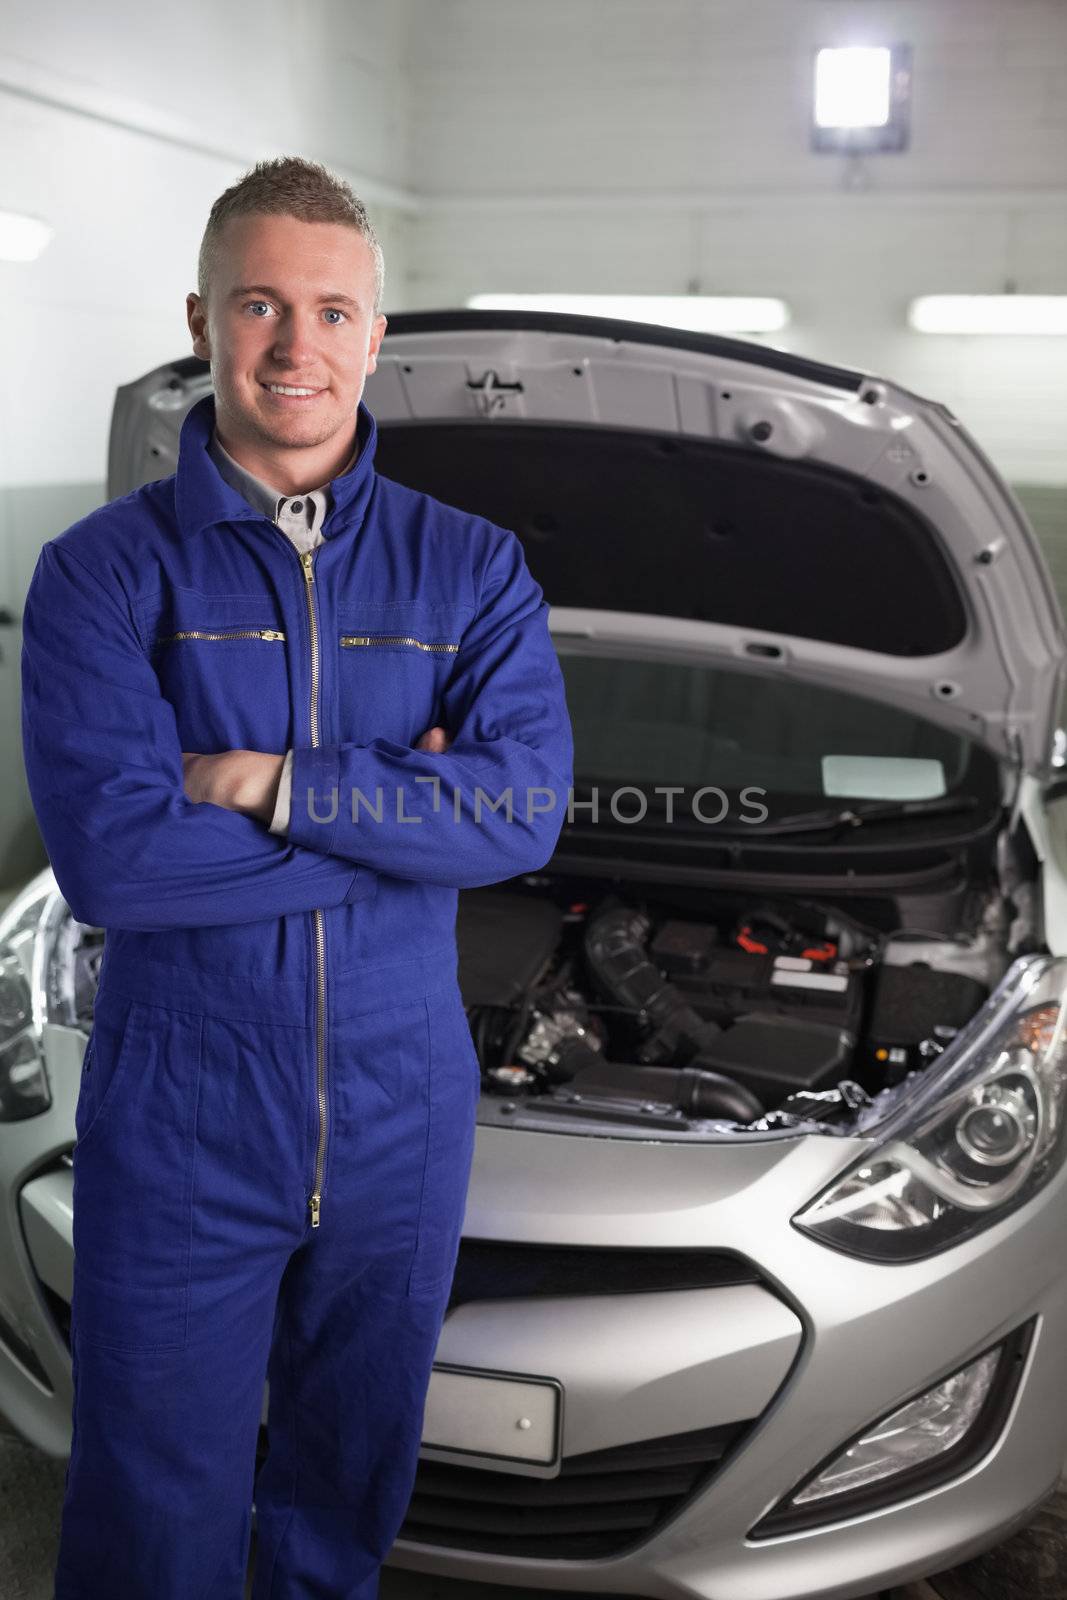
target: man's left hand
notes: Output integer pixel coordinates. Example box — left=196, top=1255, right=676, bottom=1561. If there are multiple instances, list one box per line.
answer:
left=181, top=750, right=285, bottom=824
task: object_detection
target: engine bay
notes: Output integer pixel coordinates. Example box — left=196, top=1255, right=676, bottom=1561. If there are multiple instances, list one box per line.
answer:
left=456, top=860, right=1033, bottom=1138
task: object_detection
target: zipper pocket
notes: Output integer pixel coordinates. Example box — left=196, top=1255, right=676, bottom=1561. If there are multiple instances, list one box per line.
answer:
left=155, top=628, right=287, bottom=646
left=339, top=634, right=459, bottom=654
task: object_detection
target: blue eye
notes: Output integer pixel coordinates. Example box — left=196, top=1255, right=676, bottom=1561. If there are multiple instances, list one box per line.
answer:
left=246, top=301, right=273, bottom=317
left=323, top=308, right=346, bottom=325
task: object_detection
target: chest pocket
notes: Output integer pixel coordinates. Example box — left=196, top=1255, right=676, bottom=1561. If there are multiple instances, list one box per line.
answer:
left=143, top=589, right=292, bottom=752
left=334, top=601, right=474, bottom=747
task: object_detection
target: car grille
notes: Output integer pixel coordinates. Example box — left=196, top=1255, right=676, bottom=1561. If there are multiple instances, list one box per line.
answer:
left=447, top=1238, right=760, bottom=1310
left=398, top=1418, right=754, bottom=1559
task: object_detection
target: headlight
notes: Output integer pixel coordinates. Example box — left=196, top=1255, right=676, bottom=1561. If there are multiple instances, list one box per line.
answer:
left=0, top=873, right=103, bottom=1122
left=795, top=956, right=1067, bottom=1260
left=0, top=882, right=52, bottom=1120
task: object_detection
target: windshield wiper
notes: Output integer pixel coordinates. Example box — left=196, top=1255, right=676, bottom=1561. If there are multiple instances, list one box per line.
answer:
left=563, top=785, right=986, bottom=839
left=746, top=793, right=983, bottom=838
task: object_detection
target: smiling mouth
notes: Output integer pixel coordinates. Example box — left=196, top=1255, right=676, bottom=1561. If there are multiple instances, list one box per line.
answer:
left=260, top=382, right=325, bottom=399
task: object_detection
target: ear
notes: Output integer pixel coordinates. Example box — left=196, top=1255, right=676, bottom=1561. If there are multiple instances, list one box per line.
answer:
left=187, top=293, right=211, bottom=360
left=364, top=313, right=388, bottom=374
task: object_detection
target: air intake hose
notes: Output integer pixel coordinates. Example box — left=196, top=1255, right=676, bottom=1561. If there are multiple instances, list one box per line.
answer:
left=583, top=901, right=764, bottom=1119
left=584, top=900, right=722, bottom=1060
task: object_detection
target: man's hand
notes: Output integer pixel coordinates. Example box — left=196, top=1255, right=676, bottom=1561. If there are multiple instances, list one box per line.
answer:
left=182, top=751, right=286, bottom=824
left=182, top=727, right=453, bottom=822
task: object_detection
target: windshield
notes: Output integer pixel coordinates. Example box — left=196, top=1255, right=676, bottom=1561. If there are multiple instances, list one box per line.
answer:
left=556, top=647, right=1002, bottom=827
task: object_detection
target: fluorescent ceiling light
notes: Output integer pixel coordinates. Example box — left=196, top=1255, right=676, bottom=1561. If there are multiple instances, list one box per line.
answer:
left=908, top=295, right=1067, bottom=335
left=815, top=47, right=892, bottom=128
left=467, top=294, right=790, bottom=335
left=0, top=210, right=54, bottom=262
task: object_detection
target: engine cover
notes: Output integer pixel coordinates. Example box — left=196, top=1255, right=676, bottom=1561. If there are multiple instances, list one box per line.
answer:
left=456, top=889, right=564, bottom=1007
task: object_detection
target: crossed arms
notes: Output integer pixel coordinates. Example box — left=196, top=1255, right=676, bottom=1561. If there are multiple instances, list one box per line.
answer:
left=20, top=530, right=574, bottom=933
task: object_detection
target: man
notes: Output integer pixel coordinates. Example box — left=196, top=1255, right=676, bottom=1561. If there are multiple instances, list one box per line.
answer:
left=20, top=156, right=573, bottom=1600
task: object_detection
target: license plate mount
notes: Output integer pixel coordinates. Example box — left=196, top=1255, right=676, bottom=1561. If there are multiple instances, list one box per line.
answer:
left=422, top=1363, right=563, bottom=1467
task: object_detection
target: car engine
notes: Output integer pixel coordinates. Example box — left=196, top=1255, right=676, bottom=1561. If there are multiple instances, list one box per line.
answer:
left=456, top=871, right=1026, bottom=1135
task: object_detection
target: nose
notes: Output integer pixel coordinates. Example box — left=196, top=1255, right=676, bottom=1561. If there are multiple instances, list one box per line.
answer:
left=270, top=308, right=321, bottom=370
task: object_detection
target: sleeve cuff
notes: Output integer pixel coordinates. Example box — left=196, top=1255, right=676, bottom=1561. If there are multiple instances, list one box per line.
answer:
left=267, top=750, right=294, bottom=836
left=288, top=745, right=377, bottom=904
left=288, top=745, right=342, bottom=856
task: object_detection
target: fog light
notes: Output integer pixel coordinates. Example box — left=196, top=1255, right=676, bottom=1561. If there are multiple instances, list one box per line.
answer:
left=795, top=1348, right=998, bottom=1507
left=751, top=1323, right=1033, bottom=1538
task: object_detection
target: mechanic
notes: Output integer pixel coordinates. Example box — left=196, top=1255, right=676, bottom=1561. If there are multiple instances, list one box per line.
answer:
left=20, top=156, right=574, bottom=1600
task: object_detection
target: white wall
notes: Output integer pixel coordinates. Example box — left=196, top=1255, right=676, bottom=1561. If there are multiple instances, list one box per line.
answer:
left=405, top=0, right=1067, bottom=489
left=0, top=0, right=418, bottom=883
left=0, top=0, right=417, bottom=495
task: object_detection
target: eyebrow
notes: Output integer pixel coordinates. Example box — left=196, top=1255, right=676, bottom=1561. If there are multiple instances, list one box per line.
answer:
left=230, top=285, right=362, bottom=310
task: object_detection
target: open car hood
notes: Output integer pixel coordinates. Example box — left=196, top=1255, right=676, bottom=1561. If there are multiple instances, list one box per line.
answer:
left=109, top=310, right=1067, bottom=776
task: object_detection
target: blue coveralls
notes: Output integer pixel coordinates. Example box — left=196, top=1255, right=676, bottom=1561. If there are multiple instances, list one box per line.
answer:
left=19, top=392, right=574, bottom=1599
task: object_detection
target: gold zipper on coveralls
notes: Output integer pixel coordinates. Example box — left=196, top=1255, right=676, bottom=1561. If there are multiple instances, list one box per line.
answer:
left=300, top=549, right=328, bottom=1230
left=339, top=635, right=458, bottom=653
left=157, top=629, right=287, bottom=644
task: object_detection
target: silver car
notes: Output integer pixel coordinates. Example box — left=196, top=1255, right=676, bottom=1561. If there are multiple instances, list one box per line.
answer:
left=3, top=311, right=1067, bottom=1600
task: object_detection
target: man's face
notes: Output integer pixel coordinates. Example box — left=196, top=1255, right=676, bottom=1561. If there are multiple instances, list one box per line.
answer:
left=186, top=212, right=387, bottom=468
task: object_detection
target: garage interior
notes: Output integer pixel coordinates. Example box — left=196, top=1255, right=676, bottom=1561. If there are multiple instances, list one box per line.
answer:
left=1, top=2, right=1066, bottom=1598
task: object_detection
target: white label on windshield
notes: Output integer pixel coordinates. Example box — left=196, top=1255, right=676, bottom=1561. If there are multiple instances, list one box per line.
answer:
left=821, top=755, right=947, bottom=800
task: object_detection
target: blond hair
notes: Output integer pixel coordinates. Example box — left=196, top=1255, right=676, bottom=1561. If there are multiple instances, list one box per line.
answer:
left=198, top=156, right=384, bottom=314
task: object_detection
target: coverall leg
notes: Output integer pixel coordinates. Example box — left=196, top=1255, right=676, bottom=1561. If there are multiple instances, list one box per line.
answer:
left=53, top=971, right=480, bottom=1600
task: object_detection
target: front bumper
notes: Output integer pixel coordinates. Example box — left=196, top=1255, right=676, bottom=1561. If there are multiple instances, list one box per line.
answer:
left=6, top=1047, right=1067, bottom=1600
left=385, top=1123, right=1067, bottom=1600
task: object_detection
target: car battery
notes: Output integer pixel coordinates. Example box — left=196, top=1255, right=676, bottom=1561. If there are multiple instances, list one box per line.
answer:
left=665, top=943, right=865, bottom=1036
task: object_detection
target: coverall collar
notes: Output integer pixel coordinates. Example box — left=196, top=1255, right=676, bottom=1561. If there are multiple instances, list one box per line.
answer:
left=206, top=427, right=352, bottom=535
left=175, top=391, right=378, bottom=542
